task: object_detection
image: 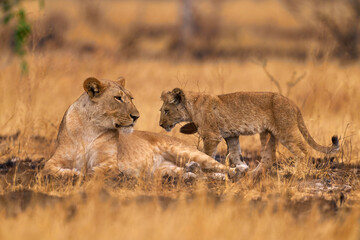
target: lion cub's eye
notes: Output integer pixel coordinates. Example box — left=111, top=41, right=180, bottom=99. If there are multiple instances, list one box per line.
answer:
left=164, top=109, right=169, bottom=115
left=114, top=96, right=123, bottom=102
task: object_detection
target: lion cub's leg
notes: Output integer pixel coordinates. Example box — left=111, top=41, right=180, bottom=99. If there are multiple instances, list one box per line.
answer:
left=225, top=136, right=247, bottom=167
left=251, top=131, right=277, bottom=179
left=279, top=130, right=308, bottom=160
left=202, top=135, right=222, bottom=158
left=278, top=131, right=308, bottom=174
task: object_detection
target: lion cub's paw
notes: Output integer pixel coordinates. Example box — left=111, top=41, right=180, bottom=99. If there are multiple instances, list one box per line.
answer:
left=228, top=163, right=249, bottom=180
left=236, top=163, right=249, bottom=173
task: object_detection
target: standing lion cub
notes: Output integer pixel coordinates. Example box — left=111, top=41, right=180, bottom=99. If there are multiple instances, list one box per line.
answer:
left=43, top=77, right=241, bottom=180
left=159, top=88, right=339, bottom=176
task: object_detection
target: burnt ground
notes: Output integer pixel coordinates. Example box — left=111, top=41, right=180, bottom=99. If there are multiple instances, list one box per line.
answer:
left=0, top=132, right=359, bottom=217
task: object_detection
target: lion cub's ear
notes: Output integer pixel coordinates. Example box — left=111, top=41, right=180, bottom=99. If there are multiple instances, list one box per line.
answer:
left=83, top=77, right=106, bottom=98
left=172, top=88, right=185, bottom=104
left=160, top=91, right=170, bottom=101
left=115, top=76, right=126, bottom=87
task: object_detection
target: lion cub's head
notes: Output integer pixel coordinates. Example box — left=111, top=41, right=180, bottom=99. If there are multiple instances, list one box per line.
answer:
left=83, top=77, right=139, bottom=133
left=159, top=88, right=191, bottom=132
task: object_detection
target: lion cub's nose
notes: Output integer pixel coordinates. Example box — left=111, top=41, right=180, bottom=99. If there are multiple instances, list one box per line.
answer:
left=130, top=114, right=139, bottom=122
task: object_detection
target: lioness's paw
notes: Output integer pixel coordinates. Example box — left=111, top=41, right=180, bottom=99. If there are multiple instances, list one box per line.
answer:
left=185, top=161, right=201, bottom=174
left=58, top=168, right=81, bottom=176
left=208, top=172, right=226, bottom=181
left=183, top=172, right=197, bottom=184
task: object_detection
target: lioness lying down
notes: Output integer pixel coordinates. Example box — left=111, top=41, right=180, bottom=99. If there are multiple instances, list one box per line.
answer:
left=159, top=88, right=339, bottom=177
left=43, top=77, right=242, bottom=180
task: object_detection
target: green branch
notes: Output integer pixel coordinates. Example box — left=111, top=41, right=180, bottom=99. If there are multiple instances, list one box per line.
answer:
left=2, top=0, right=32, bottom=74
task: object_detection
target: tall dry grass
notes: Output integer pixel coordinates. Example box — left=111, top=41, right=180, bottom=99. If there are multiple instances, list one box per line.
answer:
left=1, top=54, right=358, bottom=160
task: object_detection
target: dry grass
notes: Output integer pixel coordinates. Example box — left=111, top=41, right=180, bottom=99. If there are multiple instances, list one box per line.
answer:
left=0, top=0, right=360, bottom=239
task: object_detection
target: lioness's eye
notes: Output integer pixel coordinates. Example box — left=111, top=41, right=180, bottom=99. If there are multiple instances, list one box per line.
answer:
left=114, top=96, right=123, bottom=102
left=164, top=110, right=169, bottom=115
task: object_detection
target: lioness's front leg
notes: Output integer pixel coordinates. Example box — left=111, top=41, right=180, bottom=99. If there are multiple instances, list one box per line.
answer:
left=43, top=153, right=81, bottom=178
left=90, top=161, right=118, bottom=178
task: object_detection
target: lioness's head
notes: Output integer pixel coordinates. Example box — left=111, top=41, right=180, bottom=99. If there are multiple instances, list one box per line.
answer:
left=83, top=77, right=139, bottom=133
left=159, top=88, right=189, bottom=132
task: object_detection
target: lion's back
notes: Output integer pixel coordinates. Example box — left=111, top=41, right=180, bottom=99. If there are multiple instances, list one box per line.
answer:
left=205, top=91, right=299, bottom=134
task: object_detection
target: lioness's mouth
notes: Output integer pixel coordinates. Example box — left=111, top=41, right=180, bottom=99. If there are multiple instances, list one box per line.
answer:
left=115, top=123, right=134, bottom=128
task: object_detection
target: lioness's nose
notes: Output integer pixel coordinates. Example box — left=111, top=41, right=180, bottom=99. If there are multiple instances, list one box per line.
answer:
left=130, top=114, right=139, bottom=122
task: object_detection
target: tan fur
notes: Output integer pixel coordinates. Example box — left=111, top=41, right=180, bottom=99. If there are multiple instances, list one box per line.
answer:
left=43, top=78, right=236, bottom=180
left=159, top=89, right=339, bottom=176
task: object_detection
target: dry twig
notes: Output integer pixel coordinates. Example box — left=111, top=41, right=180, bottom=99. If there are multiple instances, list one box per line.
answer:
left=253, top=59, right=306, bottom=97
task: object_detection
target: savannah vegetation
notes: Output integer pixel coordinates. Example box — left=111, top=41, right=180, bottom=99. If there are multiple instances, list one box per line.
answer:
left=0, top=0, right=359, bottom=239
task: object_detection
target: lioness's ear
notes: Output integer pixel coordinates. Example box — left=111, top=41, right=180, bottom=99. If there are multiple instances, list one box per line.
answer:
left=116, top=76, right=126, bottom=87
left=83, top=77, right=106, bottom=98
left=172, top=88, right=185, bottom=104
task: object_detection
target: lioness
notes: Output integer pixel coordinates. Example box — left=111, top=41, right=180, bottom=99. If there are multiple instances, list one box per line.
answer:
left=43, top=77, right=240, bottom=180
left=159, top=88, right=339, bottom=176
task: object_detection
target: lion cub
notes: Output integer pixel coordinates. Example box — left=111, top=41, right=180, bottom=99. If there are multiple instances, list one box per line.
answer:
left=159, top=88, right=339, bottom=176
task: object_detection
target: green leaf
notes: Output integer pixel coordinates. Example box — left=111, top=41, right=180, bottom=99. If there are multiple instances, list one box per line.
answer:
left=3, top=12, right=14, bottom=24
left=2, top=1, right=13, bottom=12
left=20, top=60, right=28, bottom=75
left=14, top=8, right=31, bottom=56
left=1, top=0, right=38, bottom=74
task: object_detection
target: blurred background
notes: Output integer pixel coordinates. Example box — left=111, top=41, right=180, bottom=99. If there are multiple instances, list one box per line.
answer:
left=2, top=0, right=360, bottom=61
